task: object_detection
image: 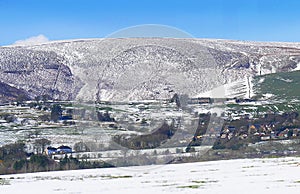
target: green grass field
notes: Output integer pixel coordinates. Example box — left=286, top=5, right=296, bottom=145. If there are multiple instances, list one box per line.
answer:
left=253, top=70, right=300, bottom=102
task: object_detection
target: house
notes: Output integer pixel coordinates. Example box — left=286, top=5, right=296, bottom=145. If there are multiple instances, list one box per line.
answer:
left=235, top=98, right=256, bottom=103
left=228, top=126, right=236, bottom=133
left=270, top=131, right=276, bottom=139
left=239, top=134, right=248, bottom=140
left=228, top=133, right=234, bottom=140
left=57, top=145, right=72, bottom=154
left=278, top=129, right=289, bottom=138
left=46, top=146, right=57, bottom=155
left=222, top=128, right=230, bottom=134
left=292, top=128, right=300, bottom=137
left=0, top=119, right=7, bottom=124
left=248, top=124, right=258, bottom=134
left=44, top=145, right=73, bottom=155
left=261, top=135, right=271, bottom=141
left=220, top=133, right=227, bottom=139
left=60, top=115, right=73, bottom=120
left=189, top=97, right=212, bottom=104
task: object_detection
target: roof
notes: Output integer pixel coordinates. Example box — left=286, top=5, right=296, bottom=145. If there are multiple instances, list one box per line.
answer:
left=57, top=145, right=72, bottom=149
left=47, top=146, right=57, bottom=150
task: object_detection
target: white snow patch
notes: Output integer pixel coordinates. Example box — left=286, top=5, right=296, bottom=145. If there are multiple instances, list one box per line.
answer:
left=263, top=93, right=274, bottom=99
left=278, top=77, right=293, bottom=83
left=1, top=157, right=300, bottom=194
left=294, top=63, right=300, bottom=71
left=258, top=77, right=265, bottom=83
left=195, top=76, right=254, bottom=99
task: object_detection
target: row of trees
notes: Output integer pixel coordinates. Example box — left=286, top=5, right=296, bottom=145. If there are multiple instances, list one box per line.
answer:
left=0, top=142, right=113, bottom=175
left=113, top=121, right=177, bottom=150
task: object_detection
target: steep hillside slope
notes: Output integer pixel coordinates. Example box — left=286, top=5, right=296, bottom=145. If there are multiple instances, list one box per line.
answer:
left=1, top=38, right=300, bottom=101
left=0, top=82, right=30, bottom=103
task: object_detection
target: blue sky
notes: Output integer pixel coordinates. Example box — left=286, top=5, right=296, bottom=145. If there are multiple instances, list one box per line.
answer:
left=0, top=0, right=300, bottom=45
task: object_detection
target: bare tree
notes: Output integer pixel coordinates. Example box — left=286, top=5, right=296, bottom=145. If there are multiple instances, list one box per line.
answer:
left=34, top=138, right=51, bottom=154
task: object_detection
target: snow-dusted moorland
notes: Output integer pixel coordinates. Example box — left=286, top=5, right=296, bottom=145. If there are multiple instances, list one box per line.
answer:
left=1, top=157, right=300, bottom=194
left=1, top=38, right=300, bottom=102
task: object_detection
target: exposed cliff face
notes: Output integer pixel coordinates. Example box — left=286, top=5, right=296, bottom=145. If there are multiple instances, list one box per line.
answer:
left=0, top=82, right=30, bottom=103
left=1, top=38, right=299, bottom=101
left=0, top=47, right=81, bottom=100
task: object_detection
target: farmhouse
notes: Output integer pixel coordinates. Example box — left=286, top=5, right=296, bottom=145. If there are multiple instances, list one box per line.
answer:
left=261, top=135, right=271, bottom=141
left=189, top=97, right=212, bottom=104
left=46, top=146, right=57, bottom=155
left=278, top=129, right=289, bottom=138
left=57, top=145, right=72, bottom=154
left=45, top=145, right=72, bottom=155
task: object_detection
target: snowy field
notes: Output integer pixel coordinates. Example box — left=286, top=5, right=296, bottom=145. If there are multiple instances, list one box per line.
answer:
left=1, top=157, right=300, bottom=194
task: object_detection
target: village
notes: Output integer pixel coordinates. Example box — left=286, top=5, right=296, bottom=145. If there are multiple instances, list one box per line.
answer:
left=0, top=96, right=300, bottom=174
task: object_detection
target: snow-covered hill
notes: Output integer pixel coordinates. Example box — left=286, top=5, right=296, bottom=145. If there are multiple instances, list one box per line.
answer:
left=1, top=157, right=300, bottom=194
left=1, top=38, right=300, bottom=101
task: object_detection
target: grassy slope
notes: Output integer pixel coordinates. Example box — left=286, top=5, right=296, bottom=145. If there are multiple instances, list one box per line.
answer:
left=253, top=70, right=300, bottom=101
left=224, top=71, right=300, bottom=115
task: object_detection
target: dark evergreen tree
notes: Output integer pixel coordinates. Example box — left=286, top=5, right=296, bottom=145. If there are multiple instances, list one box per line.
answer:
left=51, top=104, right=62, bottom=122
